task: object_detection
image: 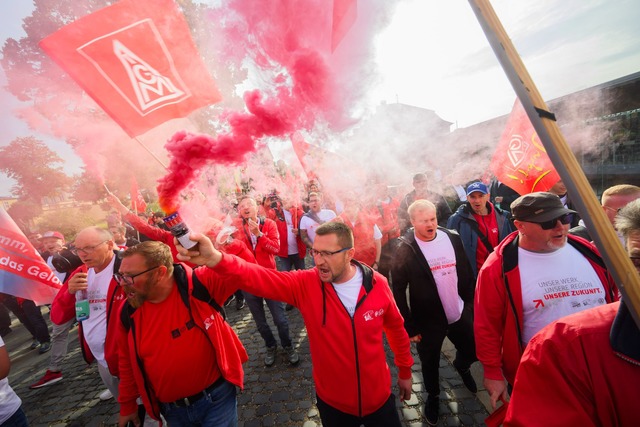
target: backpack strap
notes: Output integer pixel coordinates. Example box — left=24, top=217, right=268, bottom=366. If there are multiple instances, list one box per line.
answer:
left=462, top=217, right=495, bottom=254
left=191, top=269, right=226, bottom=321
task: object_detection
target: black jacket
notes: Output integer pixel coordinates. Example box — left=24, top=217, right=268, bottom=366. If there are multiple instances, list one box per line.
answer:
left=391, top=227, right=475, bottom=337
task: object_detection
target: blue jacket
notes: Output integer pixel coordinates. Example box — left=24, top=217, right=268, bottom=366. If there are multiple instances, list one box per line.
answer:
left=446, top=202, right=515, bottom=277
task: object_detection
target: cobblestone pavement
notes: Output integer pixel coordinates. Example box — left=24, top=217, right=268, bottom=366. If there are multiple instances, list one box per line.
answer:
left=5, top=305, right=491, bottom=426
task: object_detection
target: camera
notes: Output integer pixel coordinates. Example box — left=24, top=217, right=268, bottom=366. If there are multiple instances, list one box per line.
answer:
left=265, top=193, right=284, bottom=221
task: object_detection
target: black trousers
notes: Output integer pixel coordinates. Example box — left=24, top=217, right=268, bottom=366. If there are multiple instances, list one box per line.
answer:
left=416, top=305, right=476, bottom=397
left=316, top=393, right=402, bottom=427
left=1, top=294, right=51, bottom=343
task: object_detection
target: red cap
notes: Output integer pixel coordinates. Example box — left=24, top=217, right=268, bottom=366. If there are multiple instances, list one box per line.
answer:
left=40, top=231, right=64, bottom=240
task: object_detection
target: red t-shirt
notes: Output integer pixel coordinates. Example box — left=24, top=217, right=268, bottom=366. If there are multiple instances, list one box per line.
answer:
left=472, top=208, right=499, bottom=273
left=137, top=285, right=220, bottom=402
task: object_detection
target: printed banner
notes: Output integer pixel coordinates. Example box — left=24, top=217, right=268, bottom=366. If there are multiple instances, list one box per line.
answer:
left=489, top=99, right=560, bottom=195
left=0, top=209, right=62, bottom=305
left=39, top=0, right=222, bottom=137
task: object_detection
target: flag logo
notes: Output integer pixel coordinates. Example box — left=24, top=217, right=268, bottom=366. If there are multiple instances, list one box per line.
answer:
left=77, top=20, right=189, bottom=116
left=506, top=134, right=529, bottom=168
left=40, top=0, right=222, bottom=137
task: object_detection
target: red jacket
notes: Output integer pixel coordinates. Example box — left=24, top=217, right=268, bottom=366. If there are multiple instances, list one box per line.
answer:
left=339, top=211, right=379, bottom=266
left=213, top=253, right=413, bottom=417
left=124, top=212, right=196, bottom=268
left=505, top=301, right=639, bottom=426
left=474, top=232, right=618, bottom=385
left=267, top=207, right=307, bottom=259
left=50, top=256, right=126, bottom=377
left=117, top=264, right=248, bottom=420
left=232, top=217, right=280, bottom=269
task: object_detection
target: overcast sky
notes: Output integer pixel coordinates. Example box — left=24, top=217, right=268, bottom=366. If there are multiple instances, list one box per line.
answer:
left=1, top=0, right=639, bottom=196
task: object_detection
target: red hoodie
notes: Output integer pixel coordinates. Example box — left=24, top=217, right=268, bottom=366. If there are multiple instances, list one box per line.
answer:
left=213, top=253, right=413, bottom=417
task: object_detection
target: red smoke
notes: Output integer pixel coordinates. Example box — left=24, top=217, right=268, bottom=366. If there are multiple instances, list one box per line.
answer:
left=157, top=0, right=345, bottom=213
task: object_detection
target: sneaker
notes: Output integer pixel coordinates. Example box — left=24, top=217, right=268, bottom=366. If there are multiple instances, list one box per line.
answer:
left=236, top=299, right=246, bottom=310
left=29, top=370, right=63, bottom=389
left=39, top=341, right=52, bottom=354
left=224, top=295, right=235, bottom=307
left=454, top=361, right=478, bottom=393
left=284, top=346, right=300, bottom=365
left=99, top=389, right=113, bottom=401
left=425, top=395, right=439, bottom=426
left=29, top=339, right=40, bottom=350
left=264, top=346, right=277, bottom=367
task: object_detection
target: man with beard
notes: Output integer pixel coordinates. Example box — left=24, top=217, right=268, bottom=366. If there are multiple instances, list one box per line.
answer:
left=503, top=199, right=640, bottom=426
left=116, top=241, right=247, bottom=427
left=474, top=192, right=618, bottom=412
left=175, top=222, right=413, bottom=427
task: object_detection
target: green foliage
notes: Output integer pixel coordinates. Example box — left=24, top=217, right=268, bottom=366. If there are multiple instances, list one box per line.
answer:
left=35, top=205, right=107, bottom=241
left=7, top=200, right=43, bottom=229
left=0, top=137, right=71, bottom=201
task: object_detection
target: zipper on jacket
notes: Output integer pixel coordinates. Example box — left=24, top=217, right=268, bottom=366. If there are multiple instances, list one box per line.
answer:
left=349, top=316, right=363, bottom=417
left=351, top=292, right=369, bottom=417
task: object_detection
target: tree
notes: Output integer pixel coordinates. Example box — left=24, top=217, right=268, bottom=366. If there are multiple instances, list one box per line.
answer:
left=0, top=137, right=71, bottom=201
left=71, top=168, right=106, bottom=203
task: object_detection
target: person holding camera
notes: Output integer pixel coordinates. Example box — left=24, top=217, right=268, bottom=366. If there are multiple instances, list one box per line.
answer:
left=29, top=231, right=84, bottom=389
left=233, top=196, right=299, bottom=367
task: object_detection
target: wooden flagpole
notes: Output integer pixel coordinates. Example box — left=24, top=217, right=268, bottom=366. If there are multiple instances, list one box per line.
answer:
left=134, top=137, right=168, bottom=170
left=468, top=0, right=640, bottom=327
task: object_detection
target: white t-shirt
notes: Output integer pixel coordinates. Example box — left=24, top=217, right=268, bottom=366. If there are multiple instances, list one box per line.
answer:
left=283, top=210, right=299, bottom=255
left=332, top=267, right=363, bottom=317
left=82, top=256, right=116, bottom=366
left=299, top=209, right=337, bottom=243
left=0, top=336, right=22, bottom=423
left=415, top=231, right=464, bottom=324
left=519, top=244, right=607, bottom=344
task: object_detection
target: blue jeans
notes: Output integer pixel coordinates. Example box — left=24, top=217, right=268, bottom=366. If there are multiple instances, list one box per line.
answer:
left=276, top=254, right=305, bottom=272
left=160, top=380, right=237, bottom=427
left=242, top=291, right=291, bottom=348
left=1, top=407, right=28, bottom=427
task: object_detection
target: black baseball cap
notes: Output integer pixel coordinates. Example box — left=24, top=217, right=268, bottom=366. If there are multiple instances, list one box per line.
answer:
left=511, top=192, right=576, bottom=222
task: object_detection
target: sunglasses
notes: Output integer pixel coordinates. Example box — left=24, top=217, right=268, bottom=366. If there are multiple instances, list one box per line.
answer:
left=537, top=213, right=575, bottom=230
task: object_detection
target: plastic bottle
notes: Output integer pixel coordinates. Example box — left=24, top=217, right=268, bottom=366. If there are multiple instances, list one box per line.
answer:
left=75, top=289, right=90, bottom=322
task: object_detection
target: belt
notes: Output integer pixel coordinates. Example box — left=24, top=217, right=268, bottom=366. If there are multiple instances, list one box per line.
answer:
left=163, top=377, right=225, bottom=407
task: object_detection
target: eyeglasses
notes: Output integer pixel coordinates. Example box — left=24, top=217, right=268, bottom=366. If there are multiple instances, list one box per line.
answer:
left=537, top=213, right=574, bottom=230
left=310, top=247, right=352, bottom=259
left=114, top=266, right=160, bottom=286
left=71, top=240, right=108, bottom=256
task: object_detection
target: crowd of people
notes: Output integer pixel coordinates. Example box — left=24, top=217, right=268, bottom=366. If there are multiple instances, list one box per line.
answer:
left=1, top=173, right=639, bottom=427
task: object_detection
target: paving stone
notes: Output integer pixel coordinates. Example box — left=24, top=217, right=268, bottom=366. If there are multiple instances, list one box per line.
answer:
left=7, top=303, right=490, bottom=425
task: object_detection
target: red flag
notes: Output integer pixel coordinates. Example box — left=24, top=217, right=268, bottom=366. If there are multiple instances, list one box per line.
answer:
left=130, top=176, right=147, bottom=212
left=39, top=0, right=222, bottom=137
left=332, top=0, right=357, bottom=52
left=0, top=209, right=62, bottom=305
left=490, top=99, right=560, bottom=195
